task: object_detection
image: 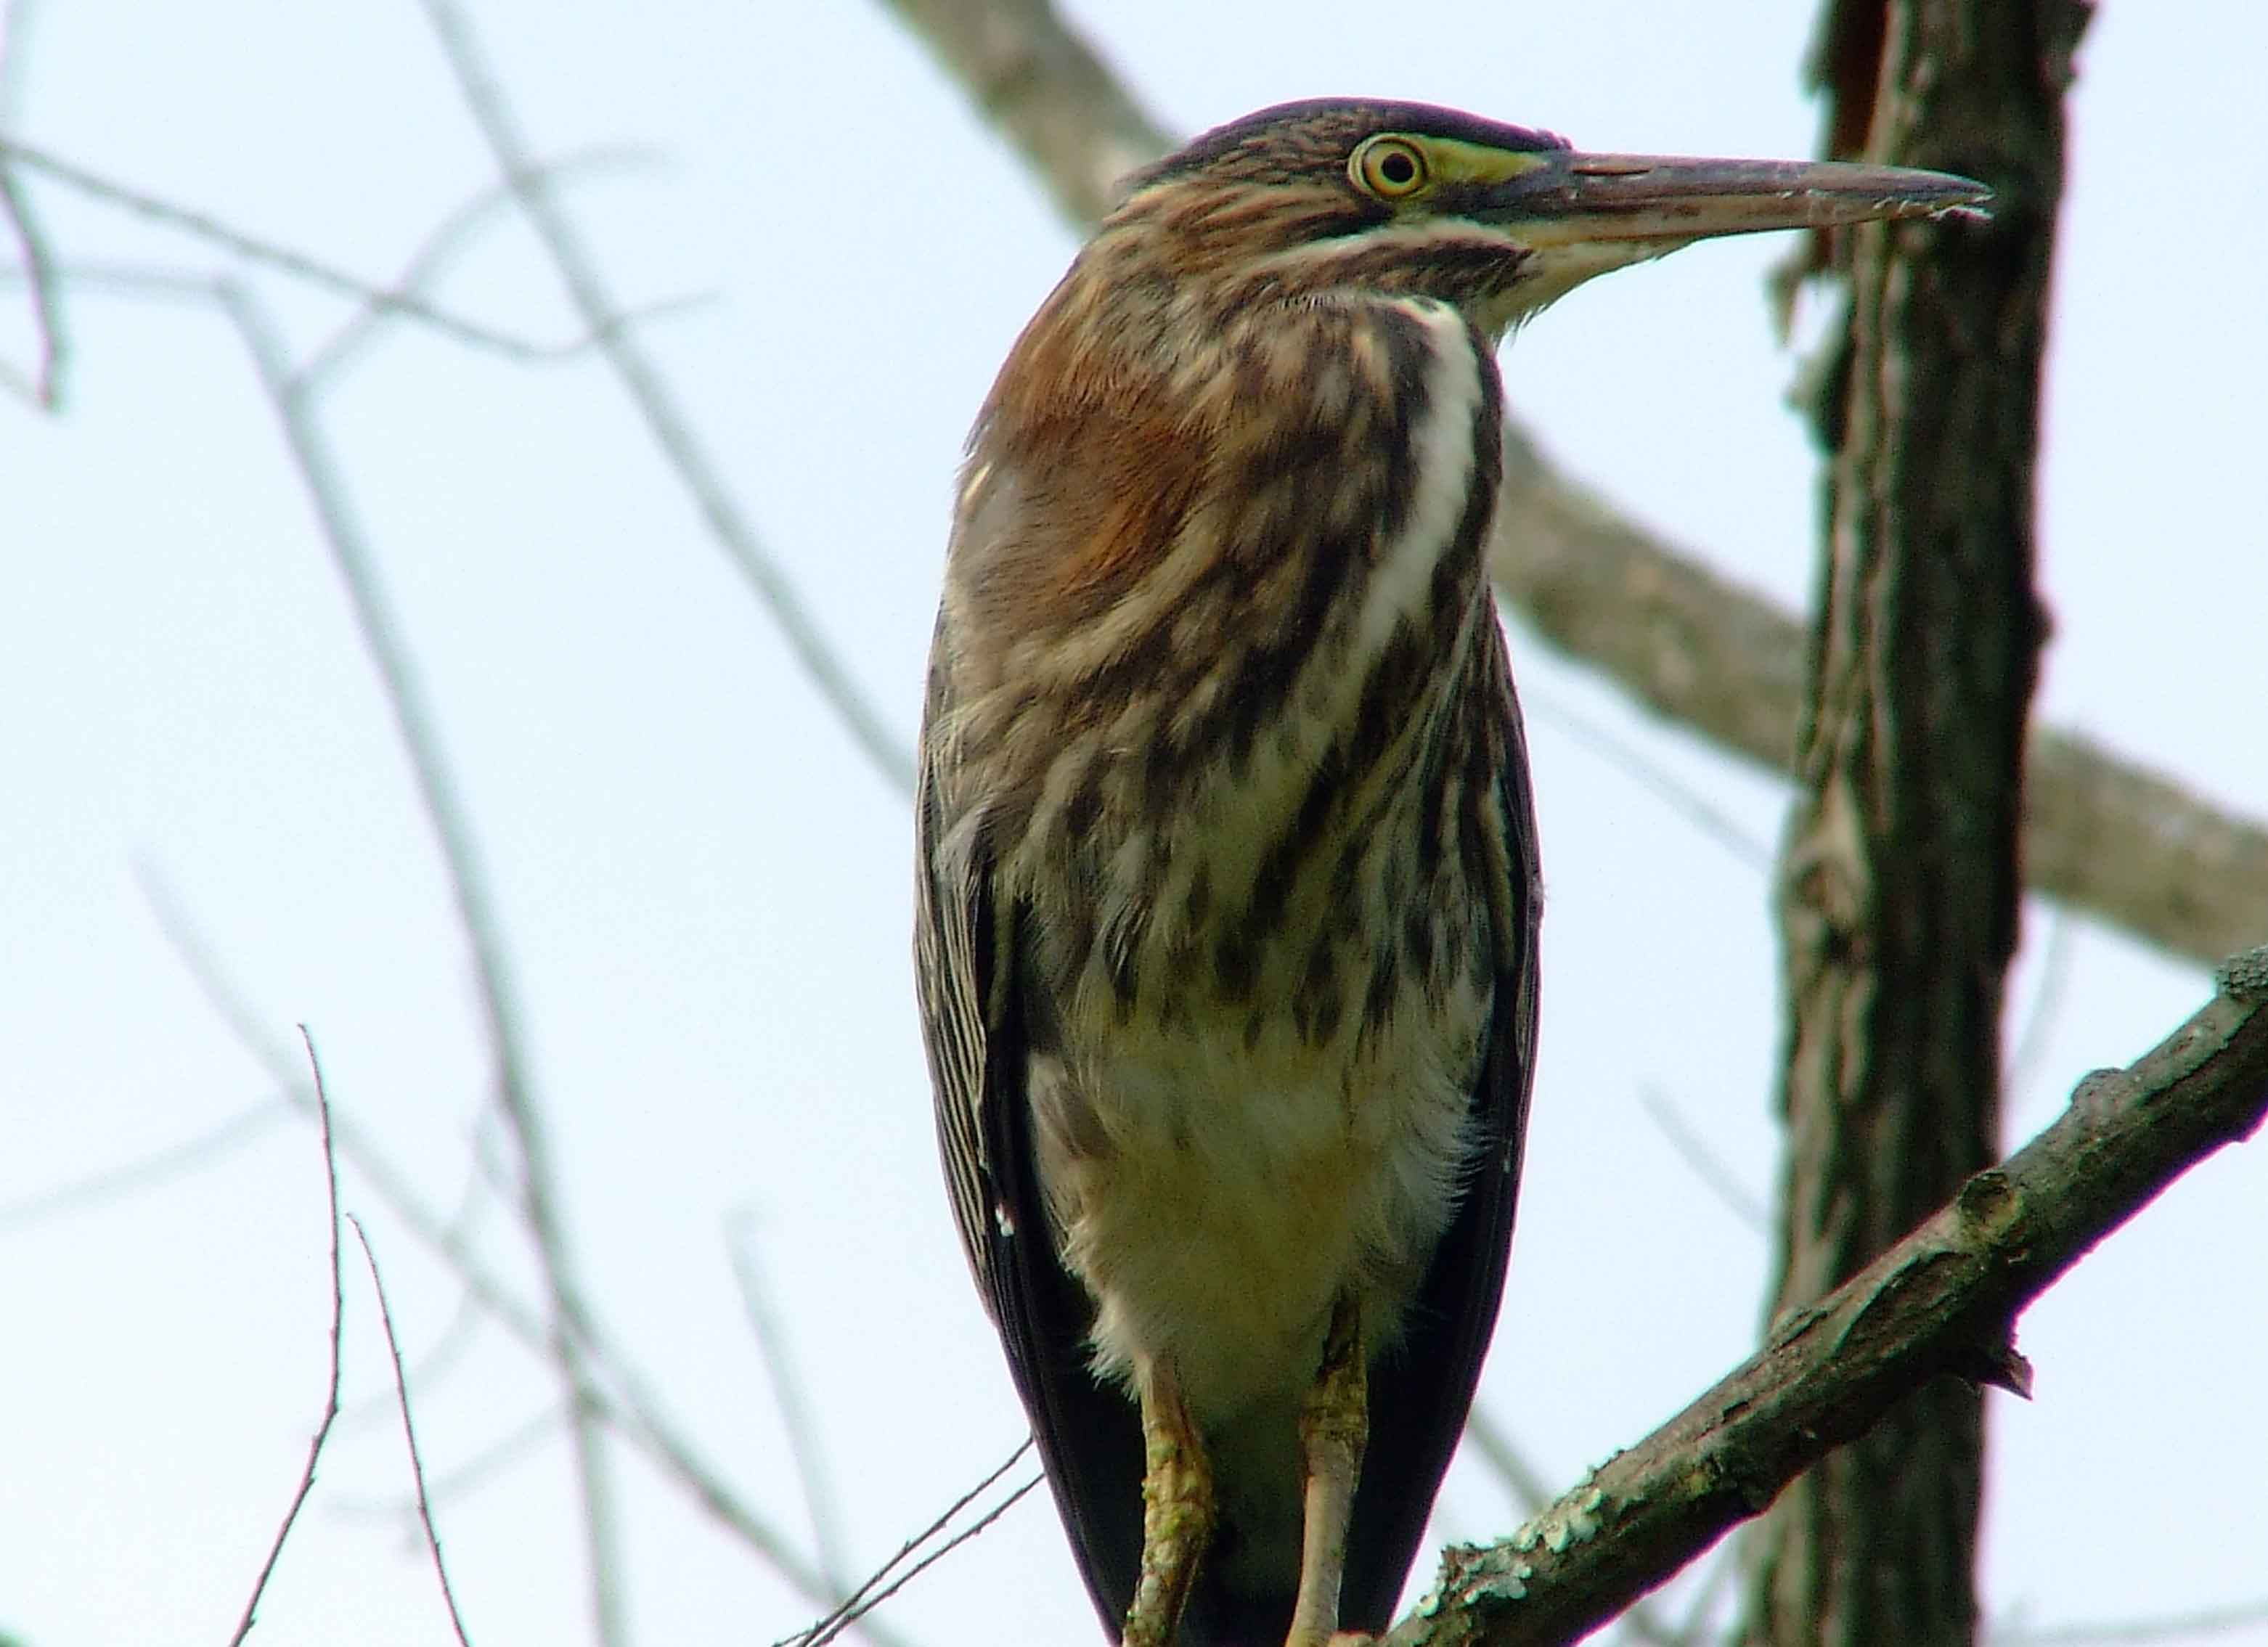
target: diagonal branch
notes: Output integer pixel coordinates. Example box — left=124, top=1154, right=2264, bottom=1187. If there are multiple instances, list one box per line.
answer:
left=227, top=1030, right=346, bottom=1647
left=1375, top=947, right=2268, bottom=1646
left=0, top=1095, right=288, bottom=1233
left=0, top=0, right=64, bottom=406
left=410, top=0, right=916, bottom=795
left=0, top=154, right=62, bottom=405
left=351, top=1214, right=477, bottom=1647
left=873, top=0, right=2268, bottom=970
left=730, top=1215, right=853, bottom=1593
left=292, top=144, right=665, bottom=392
left=0, top=136, right=598, bottom=363
left=875, top=0, right=1164, bottom=226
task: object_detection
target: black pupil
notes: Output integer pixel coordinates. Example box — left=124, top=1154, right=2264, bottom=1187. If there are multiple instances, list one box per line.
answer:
left=1379, top=150, right=1416, bottom=186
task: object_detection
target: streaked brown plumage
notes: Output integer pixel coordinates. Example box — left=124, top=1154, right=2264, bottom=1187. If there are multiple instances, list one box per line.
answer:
left=914, top=99, right=1986, bottom=1646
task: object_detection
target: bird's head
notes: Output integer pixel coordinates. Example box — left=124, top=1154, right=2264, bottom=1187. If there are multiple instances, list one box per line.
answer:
left=1093, top=97, right=1988, bottom=338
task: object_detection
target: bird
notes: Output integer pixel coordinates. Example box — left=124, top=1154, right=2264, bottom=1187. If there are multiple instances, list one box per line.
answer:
left=913, top=97, right=1986, bottom=1647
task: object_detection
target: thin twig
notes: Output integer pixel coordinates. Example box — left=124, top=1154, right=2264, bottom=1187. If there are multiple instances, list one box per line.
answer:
left=0, top=1096, right=287, bottom=1233
left=425, top=1410, right=560, bottom=1511
left=337, top=1278, right=485, bottom=1436
left=226, top=1028, right=344, bottom=1647
left=294, top=145, right=656, bottom=392
left=333, top=1404, right=564, bottom=1524
left=729, top=1215, right=850, bottom=1590
left=0, top=136, right=588, bottom=363
left=2004, top=904, right=2074, bottom=1107
left=799, top=1472, right=1042, bottom=1647
left=1460, top=1408, right=1554, bottom=1516
left=333, top=1116, right=505, bottom=1435
left=0, top=237, right=687, bottom=386
left=1522, top=681, right=1773, bottom=871
left=0, top=156, right=61, bottom=406
left=0, top=258, right=220, bottom=304
left=349, top=1214, right=476, bottom=1646
left=0, top=0, right=62, bottom=407
left=1635, top=1084, right=1768, bottom=1233
left=411, top=0, right=916, bottom=794
left=775, top=1440, right=1037, bottom=1647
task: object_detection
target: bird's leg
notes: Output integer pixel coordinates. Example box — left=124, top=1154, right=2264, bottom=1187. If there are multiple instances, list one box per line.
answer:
left=1123, top=1355, right=1214, bottom=1647
left=1286, top=1291, right=1369, bottom=1647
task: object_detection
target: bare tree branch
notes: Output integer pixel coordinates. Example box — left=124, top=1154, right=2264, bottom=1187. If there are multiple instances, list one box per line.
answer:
left=1372, top=949, right=2268, bottom=1646
left=335, top=1175, right=495, bottom=1436
left=227, top=1029, right=345, bottom=1647
left=2022, top=731, right=2268, bottom=965
left=351, top=1215, right=476, bottom=1646
left=0, top=0, right=62, bottom=406
left=870, top=0, right=2268, bottom=971
left=0, top=136, right=603, bottom=363
left=1461, top=1410, right=1555, bottom=1519
left=2004, top=906, right=2076, bottom=1106
left=293, top=144, right=664, bottom=392
left=776, top=1441, right=1040, bottom=1647
left=730, top=1214, right=852, bottom=1593
left=790, top=1474, right=1040, bottom=1647
left=333, top=1405, right=562, bottom=1524
left=409, top=0, right=917, bottom=794
left=1634, top=1087, right=1768, bottom=1233
left=0, top=0, right=41, bottom=128
left=1520, top=678, right=1773, bottom=871
left=0, top=1096, right=287, bottom=1233
left=0, top=156, right=60, bottom=405
left=876, top=0, right=1166, bottom=226
left=1463, top=1414, right=1688, bottom=1647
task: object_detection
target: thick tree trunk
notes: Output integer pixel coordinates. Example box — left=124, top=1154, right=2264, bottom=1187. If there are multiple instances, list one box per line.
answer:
left=1747, top=3, right=2089, bottom=1643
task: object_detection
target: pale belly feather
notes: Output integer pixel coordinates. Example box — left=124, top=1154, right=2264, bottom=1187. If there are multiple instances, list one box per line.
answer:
left=1030, top=989, right=1483, bottom=1423
left=1024, top=921, right=1492, bottom=1595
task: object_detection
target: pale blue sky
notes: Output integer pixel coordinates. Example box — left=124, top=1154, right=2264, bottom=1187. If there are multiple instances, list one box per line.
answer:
left=2, top=3, right=2263, bottom=1644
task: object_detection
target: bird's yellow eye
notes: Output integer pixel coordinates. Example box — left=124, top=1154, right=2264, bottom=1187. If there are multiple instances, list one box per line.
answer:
left=1351, top=136, right=1429, bottom=200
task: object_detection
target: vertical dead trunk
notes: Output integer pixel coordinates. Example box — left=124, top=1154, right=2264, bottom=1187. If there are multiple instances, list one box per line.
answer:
left=1747, top=3, right=2090, bottom=1643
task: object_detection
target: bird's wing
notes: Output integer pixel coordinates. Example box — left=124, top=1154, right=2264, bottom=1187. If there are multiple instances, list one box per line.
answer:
left=913, top=655, right=1146, bottom=1637
left=1340, top=621, right=1545, bottom=1632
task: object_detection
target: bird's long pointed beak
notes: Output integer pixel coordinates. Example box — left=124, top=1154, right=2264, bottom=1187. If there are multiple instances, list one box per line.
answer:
left=1482, top=151, right=1991, bottom=244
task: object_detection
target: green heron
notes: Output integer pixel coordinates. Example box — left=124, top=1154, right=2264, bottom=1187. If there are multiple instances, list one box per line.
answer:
left=915, top=99, right=1983, bottom=1646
